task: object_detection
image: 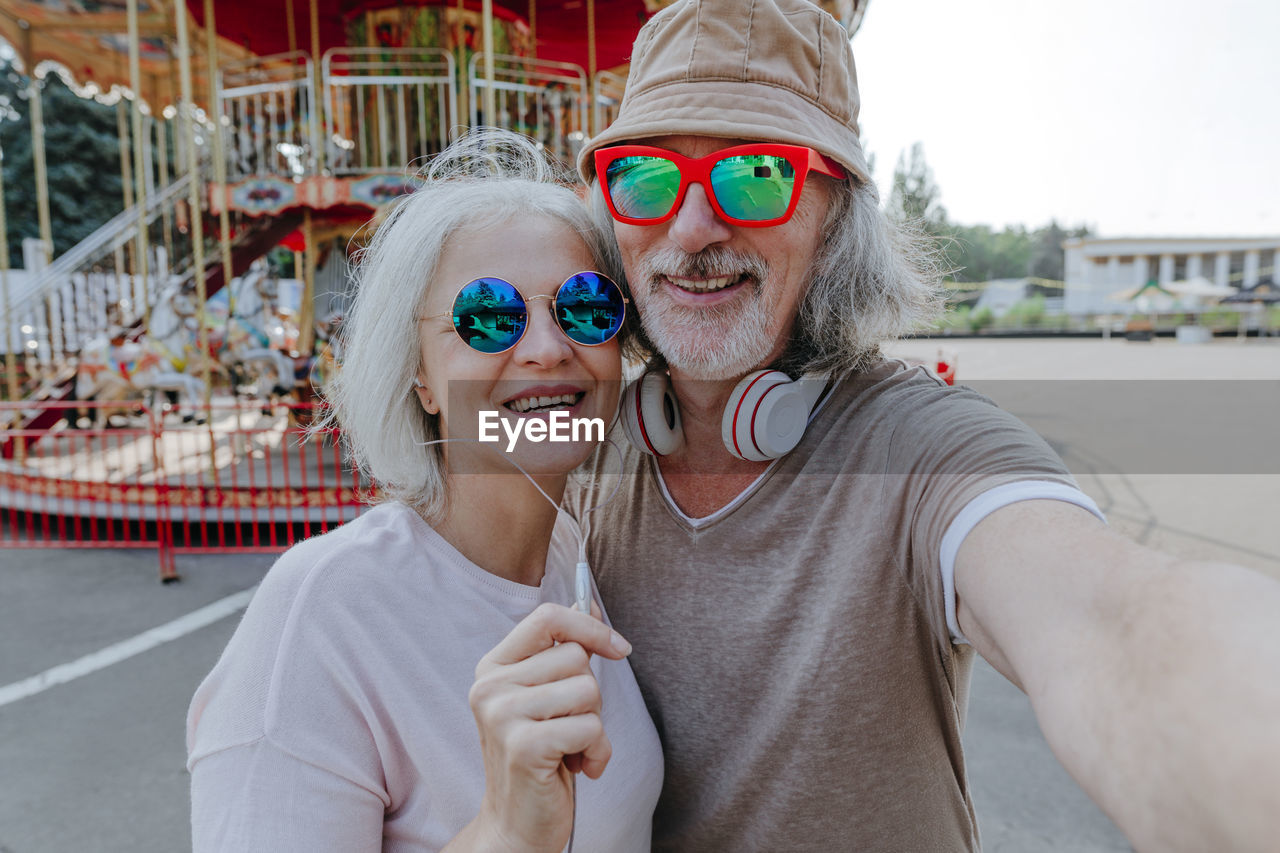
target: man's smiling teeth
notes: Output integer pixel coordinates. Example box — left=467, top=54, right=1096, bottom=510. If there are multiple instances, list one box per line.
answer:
left=668, top=274, right=737, bottom=293
left=504, top=393, right=583, bottom=413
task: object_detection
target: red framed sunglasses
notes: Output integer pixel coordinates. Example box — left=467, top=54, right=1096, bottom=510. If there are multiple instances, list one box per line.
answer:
left=594, top=143, right=847, bottom=228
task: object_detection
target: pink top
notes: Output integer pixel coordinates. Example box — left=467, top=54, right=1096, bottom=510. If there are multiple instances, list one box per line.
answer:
left=187, top=501, right=663, bottom=852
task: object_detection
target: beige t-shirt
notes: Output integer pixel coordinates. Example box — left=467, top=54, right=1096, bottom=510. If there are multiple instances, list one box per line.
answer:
left=568, top=359, right=1095, bottom=851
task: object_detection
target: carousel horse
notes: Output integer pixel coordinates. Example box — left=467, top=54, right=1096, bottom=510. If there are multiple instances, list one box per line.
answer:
left=76, top=263, right=318, bottom=425
left=75, top=280, right=240, bottom=425
left=212, top=264, right=300, bottom=405
left=75, top=329, right=208, bottom=424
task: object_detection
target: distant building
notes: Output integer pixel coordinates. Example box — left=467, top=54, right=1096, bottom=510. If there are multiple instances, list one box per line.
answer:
left=1062, top=236, right=1280, bottom=314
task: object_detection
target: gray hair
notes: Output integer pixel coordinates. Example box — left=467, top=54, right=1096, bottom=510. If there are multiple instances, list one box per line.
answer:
left=782, top=177, right=946, bottom=377
left=589, top=175, right=945, bottom=378
left=319, top=128, right=628, bottom=518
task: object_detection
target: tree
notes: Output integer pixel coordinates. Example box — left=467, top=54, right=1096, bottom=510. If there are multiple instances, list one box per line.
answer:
left=1027, top=220, right=1069, bottom=281
left=881, top=141, right=1095, bottom=285
left=887, top=142, right=947, bottom=232
left=942, top=221, right=1091, bottom=284
left=858, top=133, right=876, bottom=181
left=0, top=65, right=124, bottom=269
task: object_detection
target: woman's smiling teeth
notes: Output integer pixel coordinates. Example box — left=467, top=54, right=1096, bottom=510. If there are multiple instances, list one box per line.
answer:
left=667, top=274, right=738, bottom=293
left=504, top=392, right=584, bottom=413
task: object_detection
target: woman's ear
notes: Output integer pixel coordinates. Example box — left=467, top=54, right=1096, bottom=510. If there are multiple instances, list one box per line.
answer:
left=413, top=378, right=440, bottom=415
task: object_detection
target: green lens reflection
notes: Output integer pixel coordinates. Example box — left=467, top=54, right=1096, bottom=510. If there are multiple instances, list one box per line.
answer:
left=710, top=154, right=795, bottom=221
left=606, top=156, right=681, bottom=220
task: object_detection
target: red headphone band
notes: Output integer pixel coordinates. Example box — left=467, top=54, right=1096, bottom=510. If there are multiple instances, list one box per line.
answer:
left=730, top=371, right=775, bottom=460
left=748, top=381, right=790, bottom=458
left=634, top=378, right=659, bottom=456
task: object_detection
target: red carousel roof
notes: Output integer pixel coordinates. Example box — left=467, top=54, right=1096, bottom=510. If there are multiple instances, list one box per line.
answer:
left=186, top=1, right=651, bottom=72
left=0, top=0, right=865, bottom=108
left=0, top=0, right=652, bottom=108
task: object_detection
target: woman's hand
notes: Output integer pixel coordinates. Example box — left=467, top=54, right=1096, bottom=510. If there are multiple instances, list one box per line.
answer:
left=449, top=602, right=633, bottom=853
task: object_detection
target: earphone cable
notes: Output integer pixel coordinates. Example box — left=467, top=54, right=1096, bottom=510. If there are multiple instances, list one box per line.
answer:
left=415, top=435, right=625, bottom=853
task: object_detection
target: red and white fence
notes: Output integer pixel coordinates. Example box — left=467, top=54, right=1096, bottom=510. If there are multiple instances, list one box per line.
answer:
left=0, top=400, right=370, bottom=580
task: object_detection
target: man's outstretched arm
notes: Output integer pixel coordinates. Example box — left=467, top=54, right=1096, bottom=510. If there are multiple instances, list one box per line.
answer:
left=954, top=499, right=1280, bottom=852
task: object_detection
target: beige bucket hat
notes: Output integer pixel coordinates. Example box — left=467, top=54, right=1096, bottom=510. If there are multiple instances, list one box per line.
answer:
left=577, top=0, right=872, bottom=185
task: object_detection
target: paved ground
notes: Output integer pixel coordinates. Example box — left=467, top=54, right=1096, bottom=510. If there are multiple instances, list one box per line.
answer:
left=1, top=548, right=1136, bottom=853
left=0, top=550, right=269, bottom=853
left=891, top=335, right=1280, bottom=380
left=2, top=338, right=1276, bottom=852
left=888, top=337, right=1280, bottom=582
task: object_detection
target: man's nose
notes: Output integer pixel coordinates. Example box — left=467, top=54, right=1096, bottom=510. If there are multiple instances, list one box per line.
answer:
left=668, top=183, right=733, bottom=254
left=513, top=300, right=572, bottom=368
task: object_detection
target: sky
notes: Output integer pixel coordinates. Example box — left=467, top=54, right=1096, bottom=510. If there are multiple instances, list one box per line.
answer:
left=853, top=0, right=1280, bottom=237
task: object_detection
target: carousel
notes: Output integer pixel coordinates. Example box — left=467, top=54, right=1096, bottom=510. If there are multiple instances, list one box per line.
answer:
left=0, top=0, right=869, bottom=577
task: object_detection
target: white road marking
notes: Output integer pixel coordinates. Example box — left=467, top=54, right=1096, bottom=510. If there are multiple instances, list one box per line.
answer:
left=0, top=586, right=257, bottom=708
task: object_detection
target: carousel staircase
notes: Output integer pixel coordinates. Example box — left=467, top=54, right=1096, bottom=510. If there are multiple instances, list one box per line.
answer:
left=5, top=173, right=303, bottom=436
left=176, top=212, right=304, bottom=299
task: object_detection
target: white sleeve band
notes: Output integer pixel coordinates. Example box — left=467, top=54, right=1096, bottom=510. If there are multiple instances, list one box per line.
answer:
left=940, top=480, right=1106, bottom=645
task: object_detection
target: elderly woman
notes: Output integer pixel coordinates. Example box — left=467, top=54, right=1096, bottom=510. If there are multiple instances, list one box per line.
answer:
left=186, top=131, right=663, bottom=853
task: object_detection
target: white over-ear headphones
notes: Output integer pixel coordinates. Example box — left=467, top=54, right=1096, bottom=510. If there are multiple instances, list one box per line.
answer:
left=620, top=369, right=829, bottom=462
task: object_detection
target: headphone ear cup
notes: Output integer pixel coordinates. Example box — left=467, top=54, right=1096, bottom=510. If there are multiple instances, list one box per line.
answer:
left=722, top=369, right=813, bottom=461
left=621, top=371, right=684, bottom=456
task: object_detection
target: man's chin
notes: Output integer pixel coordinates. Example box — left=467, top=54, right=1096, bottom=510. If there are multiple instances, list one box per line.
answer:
left=638, top=297, right=779, bottom=381
left=656, top=341, right=773, bottom=381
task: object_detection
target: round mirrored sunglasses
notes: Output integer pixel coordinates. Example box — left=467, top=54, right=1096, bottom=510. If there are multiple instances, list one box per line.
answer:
left=420, top=272, right=628, bottom=354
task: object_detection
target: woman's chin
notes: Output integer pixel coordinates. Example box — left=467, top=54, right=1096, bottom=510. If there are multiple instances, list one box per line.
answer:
left=501, top=441, right=597, bottom=480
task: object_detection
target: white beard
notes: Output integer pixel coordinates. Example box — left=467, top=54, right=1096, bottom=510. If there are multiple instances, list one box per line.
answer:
left=639, top=292, right=776, bottom=380
left=632, top=247, right=780, bottom=380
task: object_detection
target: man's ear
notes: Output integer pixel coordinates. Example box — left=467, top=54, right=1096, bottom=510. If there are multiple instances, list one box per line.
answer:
left=413, top=378, right=440, bottom=415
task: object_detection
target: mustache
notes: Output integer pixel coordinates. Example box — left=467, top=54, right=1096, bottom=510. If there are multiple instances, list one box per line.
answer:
left=636, top=246, right=769, bottom=289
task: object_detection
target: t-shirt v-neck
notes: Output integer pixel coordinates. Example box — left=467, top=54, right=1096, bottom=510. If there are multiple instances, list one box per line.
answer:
left=647, top=381, right=837, bottom=532
left=650, top=455, right=778, bottom=531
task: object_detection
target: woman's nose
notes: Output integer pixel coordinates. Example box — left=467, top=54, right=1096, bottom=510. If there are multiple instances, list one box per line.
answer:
left=513, top=298, right=572, bottom=368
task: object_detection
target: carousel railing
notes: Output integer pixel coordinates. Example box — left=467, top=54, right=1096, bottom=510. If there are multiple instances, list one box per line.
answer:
left=215, top=50, right=603, bottom=178
left=219, top=51, right=320, bottom=181
left=322, top=47, right=459, bottom=175
left=593, top=70, right=627, bottom=137
left=0, top=399, right=370, bottom=580
left=468, top=53, right=591, bottom=164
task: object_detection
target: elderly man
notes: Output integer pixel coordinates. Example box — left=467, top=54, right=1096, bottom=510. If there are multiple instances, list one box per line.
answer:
left=569, top=0, right=1280, bottom=850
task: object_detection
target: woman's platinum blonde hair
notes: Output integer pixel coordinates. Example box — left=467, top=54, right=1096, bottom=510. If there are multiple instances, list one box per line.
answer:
left=319, top=128, right=627, bottom=518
